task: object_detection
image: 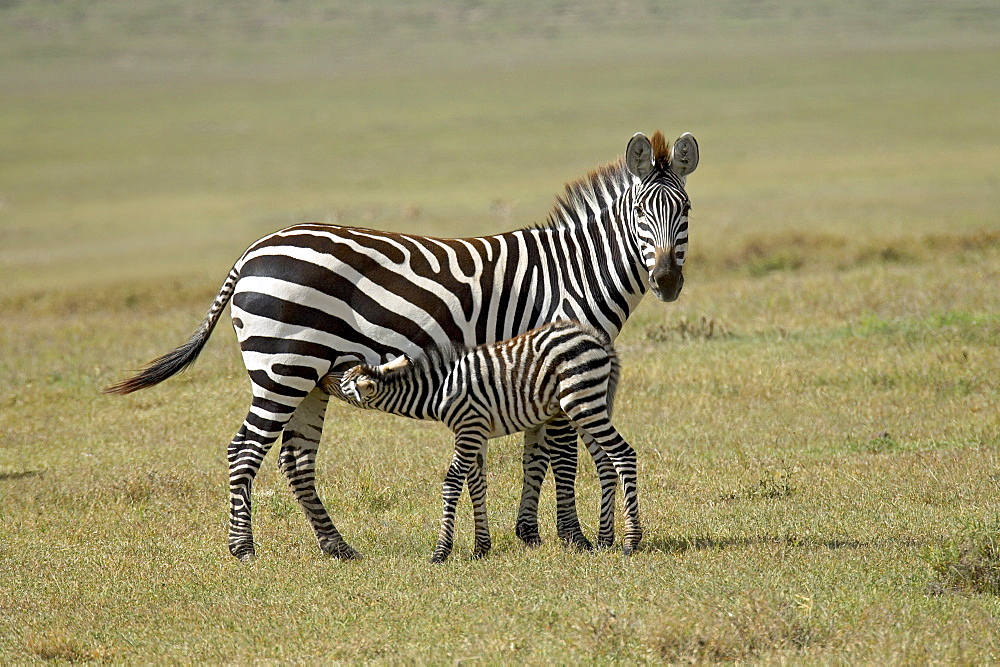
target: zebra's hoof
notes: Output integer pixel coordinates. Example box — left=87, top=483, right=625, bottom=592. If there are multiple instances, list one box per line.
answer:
left=471, top=546, right=491, bottom=560
left=229, top=543, right=256, bottom=562
left=515, top=524, right=542, bottom=547
left=430, top=553, right=449, bottom=564
left=563, top=533, right=594, bottom=552
left=622, top=542, right=640, bottom=556
left=596, top=536, right=615, bottom=550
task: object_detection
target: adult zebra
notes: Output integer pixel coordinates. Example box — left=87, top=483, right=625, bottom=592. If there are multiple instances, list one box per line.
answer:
left=105, top=130, right=699, bottom=561
left=325, top=320, right=638, bottom=563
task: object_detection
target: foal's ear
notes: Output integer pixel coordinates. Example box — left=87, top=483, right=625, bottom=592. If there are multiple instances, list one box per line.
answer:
left=378, top=355, right=411, bottom=374
left=625, top=132, right=654, bottom=179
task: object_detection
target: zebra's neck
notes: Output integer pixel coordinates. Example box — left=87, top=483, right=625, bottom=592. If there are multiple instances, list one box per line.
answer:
left=369, top=351, right=453, bottom=422
left=514, top=160, right=647, bottom=339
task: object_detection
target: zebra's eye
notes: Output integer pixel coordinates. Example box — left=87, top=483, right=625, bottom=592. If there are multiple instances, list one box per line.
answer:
left=634, top=205, right=646, bottom=218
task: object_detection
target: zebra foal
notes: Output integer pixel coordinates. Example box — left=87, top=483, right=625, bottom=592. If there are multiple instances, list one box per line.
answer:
left=321, top=320, right=640, bottom=563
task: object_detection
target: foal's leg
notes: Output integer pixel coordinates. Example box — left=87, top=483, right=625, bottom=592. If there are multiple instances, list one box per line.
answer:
left=433, top=429, right=487, bottom=563
left=277, top=386, right=361, bottom=560
left=466, top=446, right=491, bottom=559
left=579, top=421, right=642, bottom=554
left=580, top=431, right=619, bottom=548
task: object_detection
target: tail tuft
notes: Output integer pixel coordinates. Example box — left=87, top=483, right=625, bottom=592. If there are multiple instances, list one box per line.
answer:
left=103, top=267, right=239, bottom=395
left=103, top=325, right=210, bottom=395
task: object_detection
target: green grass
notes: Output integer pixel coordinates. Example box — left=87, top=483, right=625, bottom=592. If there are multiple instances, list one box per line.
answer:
left=2, top=0, right=1000, bottom=662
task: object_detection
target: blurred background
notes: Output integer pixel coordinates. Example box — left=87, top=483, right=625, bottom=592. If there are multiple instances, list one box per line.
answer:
left=3, top=0, right=998, bottom=296
left=3, top=6, right=1000, bottom=661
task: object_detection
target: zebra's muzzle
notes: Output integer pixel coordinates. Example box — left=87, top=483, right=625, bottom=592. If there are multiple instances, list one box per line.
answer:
left=650, top=248, right=683, bottom=302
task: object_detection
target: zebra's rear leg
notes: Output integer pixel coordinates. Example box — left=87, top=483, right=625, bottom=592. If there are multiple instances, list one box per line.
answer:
left=582, top=432, right=618, bottom=549
left=278, top=387, right=361, bottom=561
left=227, top=401, right=289, bottom=561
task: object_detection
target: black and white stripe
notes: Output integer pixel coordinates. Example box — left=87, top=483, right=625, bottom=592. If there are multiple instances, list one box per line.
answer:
left=326, top=321, right=640, bottom=562
left=104, top=131, right=698, bottom=561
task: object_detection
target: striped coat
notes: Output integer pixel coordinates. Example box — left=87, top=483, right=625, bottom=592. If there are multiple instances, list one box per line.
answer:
left=105, top=131, right=698, bottom=561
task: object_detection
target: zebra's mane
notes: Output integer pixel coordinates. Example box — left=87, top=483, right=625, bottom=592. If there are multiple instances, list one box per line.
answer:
left=533, top=131, right=672, bottom=232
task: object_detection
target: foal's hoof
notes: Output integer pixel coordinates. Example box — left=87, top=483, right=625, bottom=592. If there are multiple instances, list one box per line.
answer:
left=430, top=553, right=449, bottom=564
left=321, top=540, right=363, bottom=561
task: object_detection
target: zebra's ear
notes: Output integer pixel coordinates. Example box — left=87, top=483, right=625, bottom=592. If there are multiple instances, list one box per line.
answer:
left=625, top=133, right=654, bottom=179
left=668, top=132, right=699, bottom=178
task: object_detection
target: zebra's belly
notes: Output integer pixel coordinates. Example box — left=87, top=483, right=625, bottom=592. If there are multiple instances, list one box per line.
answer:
left=484, top=406, right=561, bottom=440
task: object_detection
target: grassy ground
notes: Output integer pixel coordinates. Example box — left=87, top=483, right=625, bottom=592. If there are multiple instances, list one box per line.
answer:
left=2, top=1, right=1000, bottom=662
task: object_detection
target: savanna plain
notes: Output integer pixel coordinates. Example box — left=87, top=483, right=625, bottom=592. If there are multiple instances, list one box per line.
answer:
left=2, top=2, right=999, bottom=662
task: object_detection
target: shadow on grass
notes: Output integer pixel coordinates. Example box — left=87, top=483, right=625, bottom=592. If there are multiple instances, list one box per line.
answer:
left=0, top=470, right=43, bottom=482
left=643, top=534, right=867, bottom=555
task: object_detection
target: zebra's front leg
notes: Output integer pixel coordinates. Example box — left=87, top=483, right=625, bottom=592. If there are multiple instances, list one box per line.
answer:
left=467, top=448, right=491, bottom=560
left=582, top=431, right=618, bottom=549
left=432, top=431, right=485, bottom=563
left=278, top=387, right=361, bottom=561
left=516, top=420, right=591, bottom=550
left=545, top=418, right=592, bottom=551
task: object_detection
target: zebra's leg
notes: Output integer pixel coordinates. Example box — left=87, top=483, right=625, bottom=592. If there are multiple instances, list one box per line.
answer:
left=277, top=386, right=361, bottom=561
left=467, top=448, right=491, bottom=560
left=432, top=430, right=486, bottom=564
left=515, top=425, right=546, bottom=547
left=516, top=420, right=592, bottom=550
left=602, top=429, right=642, bottom=554
left=581, top=431, right=618, bottom=548
left=592, top=428, right=642, bottom=554
left=545, top=417, right=593, bottom=551
left=227, top=397, right=294, bottom=561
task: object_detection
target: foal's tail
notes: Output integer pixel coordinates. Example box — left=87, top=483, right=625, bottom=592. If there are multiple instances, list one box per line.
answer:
left=103, top=266, right=240, bottom=395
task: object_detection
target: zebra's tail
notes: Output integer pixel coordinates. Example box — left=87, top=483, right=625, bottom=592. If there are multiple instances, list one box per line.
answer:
left=103, top=266, right=240, bottom=395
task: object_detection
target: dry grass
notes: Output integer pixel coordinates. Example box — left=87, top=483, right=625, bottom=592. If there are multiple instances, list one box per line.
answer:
left=2, top=1, right=1000, bottom=662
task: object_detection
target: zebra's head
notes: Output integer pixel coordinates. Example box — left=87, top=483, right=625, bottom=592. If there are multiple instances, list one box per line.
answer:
left=336, top=355, right=412, bottom=406
left=624, top=131, right=699, bottom=303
